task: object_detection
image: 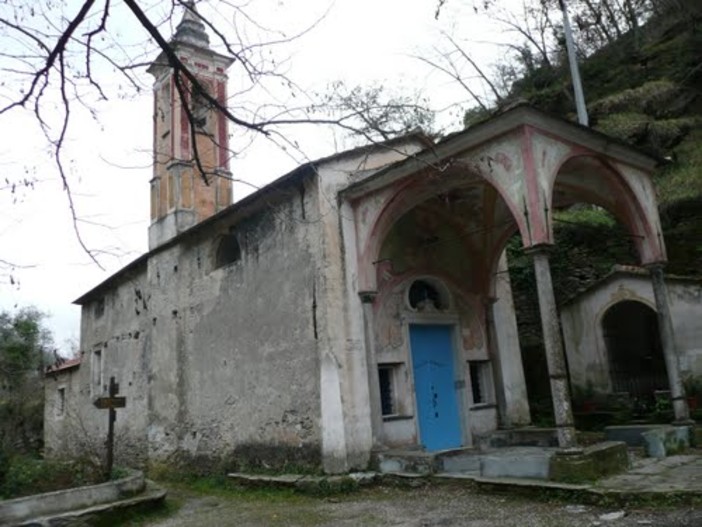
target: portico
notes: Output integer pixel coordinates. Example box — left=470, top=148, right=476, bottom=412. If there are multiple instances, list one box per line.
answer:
left=338, top=105, right=682, bottom=455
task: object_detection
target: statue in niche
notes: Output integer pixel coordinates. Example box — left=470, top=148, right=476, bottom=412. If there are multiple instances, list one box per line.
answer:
left=408, top=280, right=445, bottom=312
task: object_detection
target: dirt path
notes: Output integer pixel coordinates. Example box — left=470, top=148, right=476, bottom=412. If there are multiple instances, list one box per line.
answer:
left=136, top=484, right=702, bottom=527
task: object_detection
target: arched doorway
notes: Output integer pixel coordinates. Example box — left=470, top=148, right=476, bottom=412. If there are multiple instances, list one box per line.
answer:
left=602, top=301, right=668, bottom=397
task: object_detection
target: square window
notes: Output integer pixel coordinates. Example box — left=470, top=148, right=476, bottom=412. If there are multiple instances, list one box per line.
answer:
left=468, top=360, right=493, bottom=405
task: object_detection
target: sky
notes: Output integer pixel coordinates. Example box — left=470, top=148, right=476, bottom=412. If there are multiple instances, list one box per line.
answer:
left=0, top=0, right=526, bottom=354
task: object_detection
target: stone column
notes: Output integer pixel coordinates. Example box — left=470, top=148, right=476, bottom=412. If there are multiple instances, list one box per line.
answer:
left=490, top=252, right=531, bottom=427
left=359, top=291, right=384, bottom=447
left=647, top=263, right=691, bottom=424
left=527, top=245, right=578, bottom=450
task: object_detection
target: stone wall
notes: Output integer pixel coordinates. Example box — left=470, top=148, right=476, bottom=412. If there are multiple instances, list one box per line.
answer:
left=46, top=176, right=324, bottom=471
left=145, top=179, right=322, bottom=470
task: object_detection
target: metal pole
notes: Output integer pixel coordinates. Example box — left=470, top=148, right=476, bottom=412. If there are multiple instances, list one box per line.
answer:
left=559, top=0, right=589, bottom=126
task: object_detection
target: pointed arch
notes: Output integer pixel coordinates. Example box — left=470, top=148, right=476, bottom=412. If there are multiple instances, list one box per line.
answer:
left=355, top=167, right=526, bottom=292
left=548, top=154, right=665, bottom=264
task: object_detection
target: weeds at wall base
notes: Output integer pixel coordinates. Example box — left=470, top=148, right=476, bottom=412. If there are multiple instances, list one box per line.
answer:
left=147, top=465, right=362, bottom=500
left=0, top=455, right=107, bottom=499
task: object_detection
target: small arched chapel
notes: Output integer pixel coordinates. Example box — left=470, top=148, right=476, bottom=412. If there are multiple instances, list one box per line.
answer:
left=44, top=5, right=692, bottom=474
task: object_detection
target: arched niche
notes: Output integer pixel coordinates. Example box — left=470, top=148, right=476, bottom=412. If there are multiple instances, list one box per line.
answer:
left=214, top=233, right=241, bottom=269
left=602, top=300, right=668, bottom=397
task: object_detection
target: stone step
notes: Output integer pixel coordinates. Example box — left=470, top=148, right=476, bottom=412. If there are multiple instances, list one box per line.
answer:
left=18, top=481, right=166, bottom=527
left=227, top=472, right=377, bottom=490
left=376, top=446, right=556, bottom=479
left=479, top=447, right=555, bottom=480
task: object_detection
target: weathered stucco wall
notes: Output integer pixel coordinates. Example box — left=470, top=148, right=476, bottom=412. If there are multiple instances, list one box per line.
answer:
left=561, top=273, right=702, bottom=395
left=45, top=266, right=150, bottom=465
left=48, top=176, right=324, bottom=471
left=44, top=365, right=82, bottom=458
left=145, top=179, right=322, bottom=470
left=314, top=140, right=429, bottom=472
left=46, top=138, right=435, bottom=474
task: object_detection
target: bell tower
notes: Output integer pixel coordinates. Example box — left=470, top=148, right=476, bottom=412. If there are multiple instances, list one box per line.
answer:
left=147, top=2, right=234, bottom=250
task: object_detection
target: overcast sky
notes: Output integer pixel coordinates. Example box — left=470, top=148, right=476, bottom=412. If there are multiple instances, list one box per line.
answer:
left=0, top=0, right=523, bottom=353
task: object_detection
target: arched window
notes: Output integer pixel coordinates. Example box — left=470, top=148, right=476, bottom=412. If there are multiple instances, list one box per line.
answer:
left=215, top=234, right=241, bottom=268
left=192, top=80, right=213, bottom=132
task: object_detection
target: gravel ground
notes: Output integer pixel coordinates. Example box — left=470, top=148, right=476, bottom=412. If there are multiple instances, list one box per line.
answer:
left=137, top=483, right=702, bottom=527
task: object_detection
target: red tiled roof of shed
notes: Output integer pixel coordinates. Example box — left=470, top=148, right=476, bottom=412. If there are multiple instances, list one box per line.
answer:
left=45, top=356, right=81, bottom=375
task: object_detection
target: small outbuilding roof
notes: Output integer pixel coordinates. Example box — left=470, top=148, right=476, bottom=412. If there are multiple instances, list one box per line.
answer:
left=45, top=356, right=81, bottom=375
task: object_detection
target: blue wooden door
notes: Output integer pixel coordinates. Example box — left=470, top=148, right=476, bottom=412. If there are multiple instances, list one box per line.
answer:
left=409, top=324, right=462, bottom=451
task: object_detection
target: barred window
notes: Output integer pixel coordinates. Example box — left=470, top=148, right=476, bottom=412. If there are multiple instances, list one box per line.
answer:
left=379, top=365, right=396, bottom=416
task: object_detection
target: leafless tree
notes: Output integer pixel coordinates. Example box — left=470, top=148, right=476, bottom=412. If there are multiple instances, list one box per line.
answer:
left=316, top=81, right=437, bottom=143
left=0, top=1, right=436, bottom=267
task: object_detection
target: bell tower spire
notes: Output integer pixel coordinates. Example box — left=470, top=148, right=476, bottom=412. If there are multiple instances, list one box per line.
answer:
left=146, top=1, right=234, bottom=250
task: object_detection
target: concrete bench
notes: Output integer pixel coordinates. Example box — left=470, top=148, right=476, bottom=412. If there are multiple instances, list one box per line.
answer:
left=641, top=425, right=691, bottom=458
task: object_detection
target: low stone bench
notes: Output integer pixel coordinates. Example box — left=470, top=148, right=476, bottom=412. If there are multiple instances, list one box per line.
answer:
left=604, top=424, right=667, bottom=447
left=549, top=441, right=629, bottom=483
left=641, top=425, right=691, bottom=458
left=0, top=470, right=144, bottom=526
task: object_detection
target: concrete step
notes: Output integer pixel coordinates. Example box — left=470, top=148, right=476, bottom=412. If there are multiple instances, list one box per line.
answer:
left=375, top=450, right=436, bottom=475
left=435, top=448, right=481, bottom=474
left=376, top=445, right=557, bottom=479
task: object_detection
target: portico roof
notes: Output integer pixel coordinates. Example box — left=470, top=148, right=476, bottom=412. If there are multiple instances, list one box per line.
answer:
left=340, top=104, right=661, bottom=201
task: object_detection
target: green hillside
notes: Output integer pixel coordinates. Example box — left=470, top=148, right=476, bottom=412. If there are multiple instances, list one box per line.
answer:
left=505, top=9, right=702, bottom=280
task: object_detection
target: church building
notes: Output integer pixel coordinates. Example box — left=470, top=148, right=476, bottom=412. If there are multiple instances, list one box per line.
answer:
left=44, top=5, right=691, bottom=474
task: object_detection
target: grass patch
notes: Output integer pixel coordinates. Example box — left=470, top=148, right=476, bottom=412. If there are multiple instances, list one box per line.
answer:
left=553, top=207, right=617, bottom=228
left=656, top=128, right=702, bottom=204
left=153, top=470, right=317, bottom=501
left=89, top=496, right=179, bottom=527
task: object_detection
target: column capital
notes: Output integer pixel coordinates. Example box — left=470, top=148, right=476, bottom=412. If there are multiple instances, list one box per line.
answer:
left=643, top=261, right=668, bottom=272
left=358, top=290, right=378, bottom=304
left=523, top=243, right=554, bottom=257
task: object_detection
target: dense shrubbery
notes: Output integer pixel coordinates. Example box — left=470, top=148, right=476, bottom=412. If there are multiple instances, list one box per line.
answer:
left=0, top=308, right=57, bottom=499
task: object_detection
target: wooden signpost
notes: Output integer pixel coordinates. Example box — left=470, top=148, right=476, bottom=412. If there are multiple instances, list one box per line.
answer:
left=93, top=376, right=126, bottom=480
